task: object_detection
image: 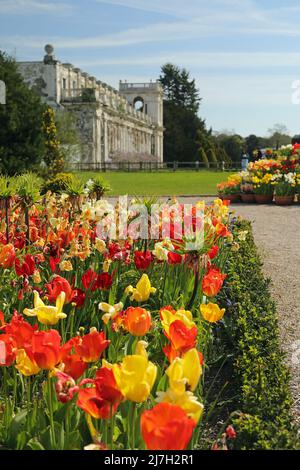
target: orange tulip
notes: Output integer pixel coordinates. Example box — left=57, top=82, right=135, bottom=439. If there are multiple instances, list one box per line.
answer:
left=166, top=320, right=198, bottom=353
left=141, top=402, right=195, bottom=450
left=125, top=307, right=151, bottom=337
left=0, top=244, right=16, bottom=269
left=202, top=267, right=226, bottom=298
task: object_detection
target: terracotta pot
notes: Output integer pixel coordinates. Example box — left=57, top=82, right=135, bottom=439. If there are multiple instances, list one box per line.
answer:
left=254, top=194, right=273, bottom=204
left=275, top=195, right=295, bottom=206
left=223, top=194, right=241, bottom=203
left=241, top=193, right=255, bottom=203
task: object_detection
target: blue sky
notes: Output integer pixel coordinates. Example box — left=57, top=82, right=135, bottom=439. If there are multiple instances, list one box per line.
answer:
left=1, top=0, right=300, bottom=136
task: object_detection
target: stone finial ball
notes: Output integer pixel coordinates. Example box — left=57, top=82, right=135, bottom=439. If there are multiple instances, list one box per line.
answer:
left=45, top=44, right=54, bottom=55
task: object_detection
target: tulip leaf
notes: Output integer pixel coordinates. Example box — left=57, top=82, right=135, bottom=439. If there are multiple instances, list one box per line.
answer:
left=27, top=438, right=45, bottom=451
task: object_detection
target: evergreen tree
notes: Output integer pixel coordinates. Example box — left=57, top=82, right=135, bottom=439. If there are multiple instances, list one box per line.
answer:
left=207, top=147, right=218, bottom=168
left=199, top=147, right=210, bottom=168
left=42, top=106, right=65, bottom=175
left=0, top=50, right=45, bottom=175
left=160, top=64, right=213, bottom=162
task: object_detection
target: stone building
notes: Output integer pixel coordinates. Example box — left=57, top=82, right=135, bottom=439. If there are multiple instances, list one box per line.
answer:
left=17, top=45, right=164, bottom=166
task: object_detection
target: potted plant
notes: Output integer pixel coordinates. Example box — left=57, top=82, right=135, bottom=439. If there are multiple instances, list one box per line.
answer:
left=252, top=173, right=274, bottom=204
left=274, top=173, right=296, bottom=205
left=217, top=181, right=240, bottom=202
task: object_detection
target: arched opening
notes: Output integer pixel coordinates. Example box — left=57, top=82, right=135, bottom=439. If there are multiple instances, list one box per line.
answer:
left=133, top=96, right=144, bottom=113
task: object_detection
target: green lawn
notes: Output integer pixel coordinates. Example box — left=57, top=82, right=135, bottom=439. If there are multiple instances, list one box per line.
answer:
left=77, top=171, right=226, bottom=196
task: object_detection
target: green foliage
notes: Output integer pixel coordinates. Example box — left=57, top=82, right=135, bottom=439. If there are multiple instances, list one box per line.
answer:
left=0, top=174, right=14, bottom=198
left=207, top=147, right=218, bottom=166
left=214, top=133, right=244, bottom=162
left=159, top=63, right=200, bottom=113
left=41, top=172, right=74, bottom=194
left=0, top=50, right=45, bottom=175
left=220, top=220, right=299, bottom=449
left=199, top=148, right=210, bottom=168
left=15, top=172, right=42, bottom=203
left=42, top=106, right=65, bottom=175
left=86, top=176, right=111, bottom=198
left=159, top=64, right=214, bottom=162
left=55, top=111, right=82, bottom=164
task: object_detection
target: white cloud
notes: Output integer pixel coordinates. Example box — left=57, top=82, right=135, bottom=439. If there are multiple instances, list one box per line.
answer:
left=94, top=0, right=256, bottom=18
left=76, top=52, right=300, bottom=69
left=0, top=0, right=73, bottom=14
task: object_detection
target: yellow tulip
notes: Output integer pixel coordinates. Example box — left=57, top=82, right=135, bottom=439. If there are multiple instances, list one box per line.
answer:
left=59, top=260, right=73, bottom=272
left=200, top=303, right=225, bottom=323
left=95, top=238, right=107, bottom=254
left=160, top=308, right=195, bottom=335
left=112, top=341, right=157, bottom=402
left=166, top=348, right=202, bottom=393
left=125, top=274, right=156, bottom=303
left=156, top=388, right=204, bottom=424
left=15, top=349, right=41, bottom=376
left=24, top=290, right=67, bottom=326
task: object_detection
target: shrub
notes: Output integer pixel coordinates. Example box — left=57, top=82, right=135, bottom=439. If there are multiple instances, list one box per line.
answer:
left=41, top=172, right=73, bottom=194
left=219, top=220, right=299, bottom=449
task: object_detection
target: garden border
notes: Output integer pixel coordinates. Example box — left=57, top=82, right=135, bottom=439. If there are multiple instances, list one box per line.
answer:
left=220, top=220, right=299, bottom=450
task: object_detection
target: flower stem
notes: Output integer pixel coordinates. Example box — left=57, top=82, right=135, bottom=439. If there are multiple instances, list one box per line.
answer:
left=47, top=375, right=56, bottom=449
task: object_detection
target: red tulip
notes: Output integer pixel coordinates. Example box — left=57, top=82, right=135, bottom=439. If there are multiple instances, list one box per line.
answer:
left=71, top=288, right=86, bottom=307
left=15, top=254, right=35, bottom=277
left=77, top=368, right=122, bottom=419
left=75, top=329, right=109, bottom=363
left=167, top=252, right=182, bottom=265
left=208, top=245, right=219, bottom=260
left=77, top=387, right=112, bottom=420
left=141, top=403, right=195, bottom=450
left=45, top=275, right=74, bottom=304
left=25, top=330, right=61, bottom=370
left=97, top=272, right=113, bottom=291
left=134, top=251, right=153, bottom=270
left=1, top=311, right=37, bottom=348
left=202, top=267, right=226, bottom=298
left=81, top=269, right=98, bottom=291
left=95, top=367, right=123, bottom=407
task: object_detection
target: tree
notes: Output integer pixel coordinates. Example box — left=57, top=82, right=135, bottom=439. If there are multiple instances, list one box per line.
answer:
left=55, top=110, right=82, bottom=164
left=159, top=64, right=213, bottom=162
left=267, top=123, right=291, bottom=150
left=199, top=147, right=209, bottom=168
left=42, top=107, right=65, bottom=175
left=0, top=50, right=45, bottom=175
left=246, top=134, right=260, bottom=158
left=160, top=63, right=200, bottom=114
left=214, top=132, right=245, bottom=163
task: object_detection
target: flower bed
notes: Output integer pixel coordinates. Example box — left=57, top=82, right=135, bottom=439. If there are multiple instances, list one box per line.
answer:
left=217, top=151, right=300, bottom=205
left=0, top=176, right=239, bottom=451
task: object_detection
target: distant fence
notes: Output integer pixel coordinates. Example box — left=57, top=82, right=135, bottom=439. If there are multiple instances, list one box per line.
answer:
left=67, top=161, right=242, bottom=172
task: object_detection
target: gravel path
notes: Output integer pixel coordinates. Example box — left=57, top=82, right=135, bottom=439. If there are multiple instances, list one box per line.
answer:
left=231, top=202, right=300, bottom=424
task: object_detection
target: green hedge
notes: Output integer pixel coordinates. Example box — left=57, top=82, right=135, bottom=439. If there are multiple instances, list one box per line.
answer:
left=220, top=220, right=299, bottom=450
